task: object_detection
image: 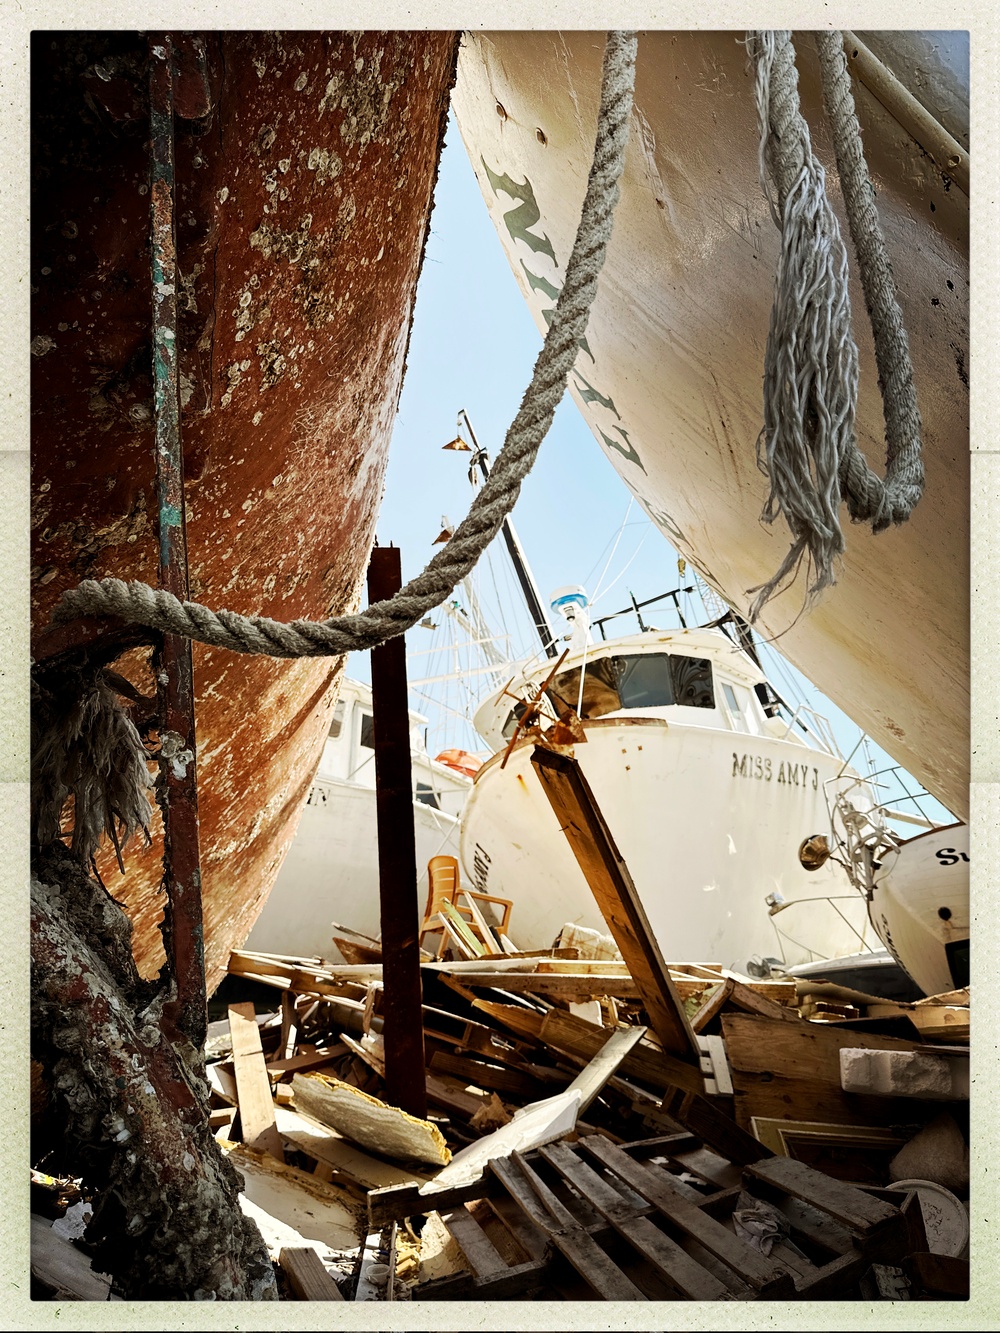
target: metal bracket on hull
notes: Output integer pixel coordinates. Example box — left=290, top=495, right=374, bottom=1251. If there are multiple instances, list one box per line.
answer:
left=148, top=33, right=207, bottom=1052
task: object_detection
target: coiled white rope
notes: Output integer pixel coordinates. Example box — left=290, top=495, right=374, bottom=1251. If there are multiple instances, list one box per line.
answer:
left=55, top=32, right=639, bottom=659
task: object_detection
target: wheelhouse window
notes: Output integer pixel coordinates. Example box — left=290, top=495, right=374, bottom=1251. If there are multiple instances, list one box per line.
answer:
left=359, top=711, right=375, bottom=749
left=722, top=682, right=750, bottom=733
left=543, top=652, right=714, bottom=720
left=328, top=700, right=346, bottom=739
left=501, top=700, right=533, bottom=741
left=415, top=782, right=440, bottom=810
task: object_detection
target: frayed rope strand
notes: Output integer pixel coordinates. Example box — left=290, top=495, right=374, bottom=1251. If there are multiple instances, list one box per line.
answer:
left=746, top=30, right=922, bottom=622
left=54, top=31, right=639, bottom=661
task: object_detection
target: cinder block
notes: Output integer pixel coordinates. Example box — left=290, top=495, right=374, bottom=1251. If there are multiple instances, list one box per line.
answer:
left=839, top=1048, right=968, bottom=1100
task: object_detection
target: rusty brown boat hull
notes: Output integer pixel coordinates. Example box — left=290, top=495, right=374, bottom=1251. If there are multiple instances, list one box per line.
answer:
left=31, top=31, right=457, bottom=987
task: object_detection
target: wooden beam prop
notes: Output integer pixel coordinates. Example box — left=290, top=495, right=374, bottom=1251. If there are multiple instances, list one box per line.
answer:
left=369, top=545, right=428, bottom=1119
left=529, top=747, right=699, bottom=1059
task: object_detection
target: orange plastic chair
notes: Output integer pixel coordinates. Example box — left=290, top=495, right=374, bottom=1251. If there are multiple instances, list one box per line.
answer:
left=419, top=855, right=514, bottom=957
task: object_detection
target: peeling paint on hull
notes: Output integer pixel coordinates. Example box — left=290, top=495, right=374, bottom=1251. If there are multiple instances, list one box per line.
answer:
left=31, top=31, right=458, bottom=988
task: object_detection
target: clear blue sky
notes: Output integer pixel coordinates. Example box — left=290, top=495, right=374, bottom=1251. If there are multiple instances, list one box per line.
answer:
left=349, top=112, right=952, bottom=825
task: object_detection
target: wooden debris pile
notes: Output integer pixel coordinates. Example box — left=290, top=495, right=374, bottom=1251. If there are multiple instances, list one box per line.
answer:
left=180, top=940, right=970, bottom=1302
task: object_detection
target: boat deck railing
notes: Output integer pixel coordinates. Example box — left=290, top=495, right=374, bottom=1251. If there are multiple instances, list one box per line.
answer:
left=771, top=702, right=843, bottom=759
left=860, top=763, right=950, bottom=830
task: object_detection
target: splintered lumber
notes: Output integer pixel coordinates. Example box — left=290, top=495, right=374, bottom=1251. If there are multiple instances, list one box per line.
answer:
left=539, top=1008, right=703, bottom=1095
left=529, top=747, right=699, bottom=1060
left=265, top=1046, right=346, bottom=1079
left=472, top=999, right=546, bottom=1044
left=280, top=991, right=298, bottom=1061
left=457, top=970, right=641, bottom=1000
left=420, top=1091, right=582, bottom=1196
left=429, top=1049, right=548, bottom=1100
left=228, top=1002, right=284, bottom=1161
left=291, top=1073, right=450, bottom=1167
left=691, top=977, right=799, bottom=1032
left=279, top=1246, right=346, bottom=1300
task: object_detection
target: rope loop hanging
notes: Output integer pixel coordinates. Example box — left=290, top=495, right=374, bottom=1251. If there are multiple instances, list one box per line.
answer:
left=54, top=31, right=639, bottom=660
left=747, top=29, right=923, bottom=621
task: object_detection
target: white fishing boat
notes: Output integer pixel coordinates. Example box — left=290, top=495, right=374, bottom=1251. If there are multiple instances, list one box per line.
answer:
left=818, top=767, right=970, bottom=996
left=868, top=823, right=970, bottom=997
left=451, top=30, right=969, bottom=822
left=245, top=677, right=473, bottom=957
left=459, top=589, right=884, bottom=973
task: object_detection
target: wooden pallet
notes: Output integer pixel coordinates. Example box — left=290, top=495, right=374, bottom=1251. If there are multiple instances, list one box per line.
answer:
left=406, top=1131, right=921, bottom=1301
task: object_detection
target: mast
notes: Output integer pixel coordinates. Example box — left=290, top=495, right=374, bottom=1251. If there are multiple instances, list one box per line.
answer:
left=458, top=409, right=558, bottom=658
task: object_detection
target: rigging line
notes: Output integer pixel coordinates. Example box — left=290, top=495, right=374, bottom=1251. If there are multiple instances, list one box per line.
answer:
left=589, top=525, right=651, bottom=608
left=589, top=497, right=635, bottom=605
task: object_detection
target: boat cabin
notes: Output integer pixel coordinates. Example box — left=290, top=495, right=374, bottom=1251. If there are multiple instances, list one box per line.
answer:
left=315, top=678, right=470, bottom=817
left=472, top=627, right=838, bottom=758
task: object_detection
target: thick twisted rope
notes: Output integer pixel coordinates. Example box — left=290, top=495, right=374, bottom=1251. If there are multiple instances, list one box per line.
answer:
left=54, top=31, right=638, bottom=659
left=814, top=30, right=924, bottom=528
left=747, top=30, right=923, bottom=620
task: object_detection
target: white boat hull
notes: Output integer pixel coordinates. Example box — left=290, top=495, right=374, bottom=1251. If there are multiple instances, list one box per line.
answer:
left=452, top=31, right=969, bottom=820
left=245, top=777, right=462, bottom=957
left=460, top=717, right=875, bottom=969
left=868, top=822, right=969, bottom=996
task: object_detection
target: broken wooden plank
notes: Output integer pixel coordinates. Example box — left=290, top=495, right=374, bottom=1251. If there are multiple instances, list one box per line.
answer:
left=266, top=1046, right=346, bottom=1079
left=207, top=1059, right=238, bottom=1106
left=471, top=999, right=546, bottom=1043
left=458, top=970, right=642, bottom=1000
left=667, top=1145, right=741, bottom=1191
left=743, top=1156, right=902, bottom=1234
left=429, top=1048, right=545, bottom=1100
left=722, top=1013, right=928, bottom=1085
left=30, top=1216, right=121, bottom=1301
left=659, top=1088, right=772, bottom=1166
left=691, top=977, right=800, bottom=1033
left=529, top=747, right=699, bottom=1059
left=564, top=1024, right=647, bottom=1113
left=490, top=1152, right=646, bottom=1300
left=539, top=1007, right=703, bottom=1095
left=279, top=1246, right=346, bottom=1300
left=228, top=1002, right=284, bottom=1162
left=442, top=1204, right=511, bottom=1280
left=279, top=990, right=298, bottom=1061
left=579, top=1136, right=795, bottom=1295
left=421, top=1089, right=583, bottom=1201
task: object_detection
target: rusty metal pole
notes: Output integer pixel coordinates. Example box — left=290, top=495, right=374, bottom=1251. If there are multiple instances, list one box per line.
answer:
left=148, top=34, right=206, bottom=1051
left=368, top=545, right=428, bottom=1119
